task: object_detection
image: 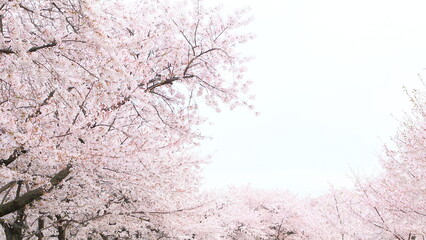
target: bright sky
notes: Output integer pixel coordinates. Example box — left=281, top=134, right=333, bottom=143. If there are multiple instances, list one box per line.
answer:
left=200, top=0, right=426, bottom=196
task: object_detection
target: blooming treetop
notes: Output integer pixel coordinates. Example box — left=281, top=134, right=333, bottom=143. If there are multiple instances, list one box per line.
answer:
left=0, top=0, right=253, bottom=239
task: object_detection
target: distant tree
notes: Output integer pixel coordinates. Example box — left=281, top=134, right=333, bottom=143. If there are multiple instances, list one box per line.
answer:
left=0, top=0, right=252, bottom=239
left=304, top=85, right=426, bottom=240
left=203, top=186, right=306, bottom=240
left=352, top=87, right=426, bottom=240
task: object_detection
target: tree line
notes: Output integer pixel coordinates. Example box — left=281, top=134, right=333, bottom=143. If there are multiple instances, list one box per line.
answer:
left=0, top=0, right=424, bottom=239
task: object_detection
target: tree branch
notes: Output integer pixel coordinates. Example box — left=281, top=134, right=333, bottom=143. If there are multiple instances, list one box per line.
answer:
left=0, top=47, right=14, bottom=54
left=28, top=41, right=57, bottom=53
left=0, top=148, right=27, bottom=166
left=0, top=164, right=72, bottom=217
left=27, top=90, right=55, bottom=121
left=145, top=76, right=179, bottom=93
left=52, top=2, right=78, bottom=33
left=0, top=15, right=3, bottom=36
left=19, top=3, right=34, bottom=13
left=0, top=41, right=57, bottom=55
left=0, top=181, right=17, bottom=195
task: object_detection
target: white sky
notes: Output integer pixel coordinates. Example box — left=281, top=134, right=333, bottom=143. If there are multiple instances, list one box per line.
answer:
left=200, top=0, right=426, bottom=196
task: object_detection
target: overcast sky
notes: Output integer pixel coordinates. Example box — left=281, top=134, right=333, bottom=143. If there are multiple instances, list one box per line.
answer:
left=200, top=0, right=426, bottom=196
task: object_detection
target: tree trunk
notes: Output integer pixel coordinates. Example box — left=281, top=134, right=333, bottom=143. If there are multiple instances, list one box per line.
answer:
left=56, top=215, right=67, bottom=240
left=36, top=217, right=44, bottom=240
left=58, top=225, right=66, bottom=240
left=2, top=223, right=23, bottom=240
left=1, top=198, right=26, bottom=240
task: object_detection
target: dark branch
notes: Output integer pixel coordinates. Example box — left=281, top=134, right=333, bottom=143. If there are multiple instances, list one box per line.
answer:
left=19, top=3, right=35, bottom=13
left=0, top=181, right=17, bottom=195
left=28, top=41, right=57, bottom=53
left=0, top=148, right=27, bottom=166
left=27, top=90, right=55, bottom=121
left=145, top=76, right=179, bottom=93
left=1, top=41, right=57, bottom=55
left=183, top=48, right=220, bottom=77
left=101, top=97, right=130, bottom=112
left=40, top=90, right=55, bottom=107
left=0, top=15, right=3, bottom=36
left=52, top=2, right=78, bottom=33
left=49, top=165, right=72, bottom=186
left=61, top=54, right=99, bottom=79
left=0, top=47, right=15, bottom=54
left=0, top=164, right=72, bottom=217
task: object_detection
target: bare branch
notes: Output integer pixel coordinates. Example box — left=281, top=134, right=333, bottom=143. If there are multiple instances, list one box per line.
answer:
left=183, top=48, right=220, bottom=77
left=27, top=90, right=56, bottom=121
left=0, top=15, right=3, bottom=36
left=145, top=76, right=179, bottom=93
left=150, top=104, right=167, bottom=126
left=373, top=207, right=385, bottom=223
left=61, top=54, right=100, bottom=79
left=101, top=96, right=130, bottom=112
left=0, top=181, right=17, bottom=195
left=28, top=41, right=57, bottom=53
left=0, top=164, right=72, bottom=217
left=0, top=47, right=14, bottom=54
left=0, top=148, right=28, bottom=166
left=0, top=41, right=57, bottom=55
left=52, top=2, right=78, bottom=33
left=19, top=3, right=35, bottom=13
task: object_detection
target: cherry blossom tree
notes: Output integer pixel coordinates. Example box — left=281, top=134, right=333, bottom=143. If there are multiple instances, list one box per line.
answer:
left=301, top=187, right=393, bottom=240
left=202, top=186, right=307, bottom=240
left=6, top=0, right=426, bottom=239
left=350, top=86, right=426, bottom=240
left=303, top=85, right=426, bottom=240
left=0, top=0, right=253, bottom=239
